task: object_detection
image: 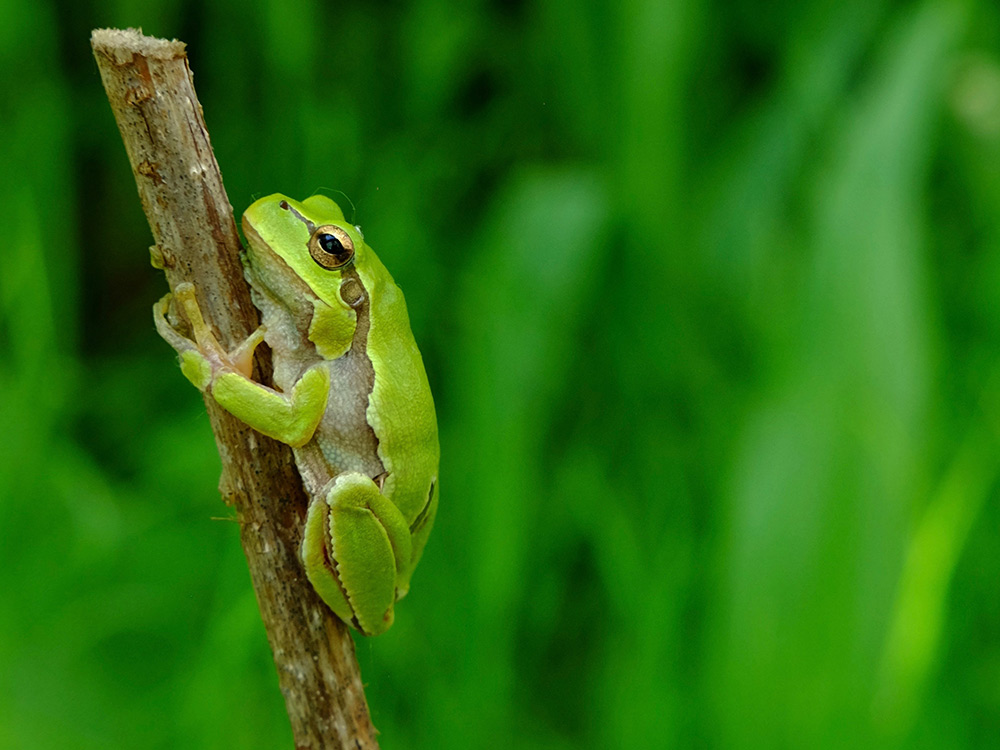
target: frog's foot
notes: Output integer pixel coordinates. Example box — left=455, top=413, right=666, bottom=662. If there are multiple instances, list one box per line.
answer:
left=301, top=472, right=413, bottom=636
left=154, top=282, right=265, bottom=384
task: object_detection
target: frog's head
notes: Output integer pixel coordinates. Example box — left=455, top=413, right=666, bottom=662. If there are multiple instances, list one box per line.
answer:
left=241, top=193, right=370, bottom=310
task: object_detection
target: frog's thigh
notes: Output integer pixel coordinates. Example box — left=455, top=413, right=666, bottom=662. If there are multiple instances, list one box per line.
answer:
left=301, top=472, right=412, bottom=636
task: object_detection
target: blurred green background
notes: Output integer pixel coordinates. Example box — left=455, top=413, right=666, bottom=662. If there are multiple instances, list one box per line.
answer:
left=1, top=0, right=999, bottom=747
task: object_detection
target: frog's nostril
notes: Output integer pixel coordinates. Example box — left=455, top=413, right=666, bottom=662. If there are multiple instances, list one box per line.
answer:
left=279, top=200, right=289, bottom=210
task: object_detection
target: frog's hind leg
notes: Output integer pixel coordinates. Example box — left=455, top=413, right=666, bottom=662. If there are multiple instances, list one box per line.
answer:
left=301, top=472, right=413, bottom=636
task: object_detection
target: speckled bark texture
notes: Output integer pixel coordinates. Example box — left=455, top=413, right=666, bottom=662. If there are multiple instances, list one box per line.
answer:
left=91, top=27, right=379, bottom=750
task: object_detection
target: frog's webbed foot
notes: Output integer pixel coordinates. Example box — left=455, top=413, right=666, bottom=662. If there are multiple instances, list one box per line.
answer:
left=301, top=472, right=413, bottom=636
left=154, top=282, right=265, bottom=385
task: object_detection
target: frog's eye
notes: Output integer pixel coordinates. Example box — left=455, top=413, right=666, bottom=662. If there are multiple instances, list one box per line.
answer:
left=308, top=225, right=355, bottom=269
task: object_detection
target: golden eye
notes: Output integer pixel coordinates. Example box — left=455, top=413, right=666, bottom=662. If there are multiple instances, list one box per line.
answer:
left=308, top=225, right=355, bottom=269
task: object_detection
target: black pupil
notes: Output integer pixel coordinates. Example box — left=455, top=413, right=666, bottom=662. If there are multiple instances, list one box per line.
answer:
left=319, top=233, right=344, bottom=256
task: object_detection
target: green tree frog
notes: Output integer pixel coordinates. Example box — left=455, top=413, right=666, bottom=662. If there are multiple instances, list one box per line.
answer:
left=154, top=194, right=439, bottom=636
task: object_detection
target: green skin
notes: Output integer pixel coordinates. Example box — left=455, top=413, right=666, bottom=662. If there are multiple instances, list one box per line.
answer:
left=155, top=194, right=439, bottom=636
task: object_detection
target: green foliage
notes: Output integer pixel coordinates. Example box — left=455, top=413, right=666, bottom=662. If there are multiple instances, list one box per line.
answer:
left=1, top=0, right=999, bottom=747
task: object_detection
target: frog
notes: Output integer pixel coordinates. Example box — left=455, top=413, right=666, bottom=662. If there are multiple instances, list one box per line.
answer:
left=154, top=193, right=439, bottom=636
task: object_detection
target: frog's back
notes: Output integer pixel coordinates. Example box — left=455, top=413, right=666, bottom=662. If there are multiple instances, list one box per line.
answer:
left=361, top=252, right=439, bottom=524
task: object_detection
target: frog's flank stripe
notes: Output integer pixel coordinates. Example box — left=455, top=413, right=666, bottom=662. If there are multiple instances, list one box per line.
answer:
left=342, top=266, right=385, bottom=481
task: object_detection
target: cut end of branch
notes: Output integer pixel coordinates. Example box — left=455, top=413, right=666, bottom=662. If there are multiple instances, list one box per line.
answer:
left=90, top=27, right=187, bottom=61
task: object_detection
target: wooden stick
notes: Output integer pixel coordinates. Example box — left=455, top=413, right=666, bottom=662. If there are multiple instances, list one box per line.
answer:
left=91, top=28, right=379, bottom=749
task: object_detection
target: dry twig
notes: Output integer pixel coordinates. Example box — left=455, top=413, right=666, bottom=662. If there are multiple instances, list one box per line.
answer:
left=91, top=27, right=379, bottom=750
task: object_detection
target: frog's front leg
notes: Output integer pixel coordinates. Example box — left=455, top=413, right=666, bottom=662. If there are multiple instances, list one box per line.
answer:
left=301, top=473, right=414, bottom=636
left=155, top=283, right=329, bottom=447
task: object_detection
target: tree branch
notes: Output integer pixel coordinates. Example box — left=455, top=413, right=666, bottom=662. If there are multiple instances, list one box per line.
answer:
left=91, top=28, right=379, bottom=750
